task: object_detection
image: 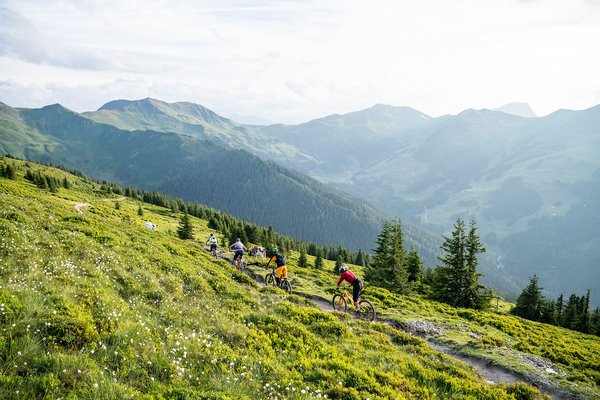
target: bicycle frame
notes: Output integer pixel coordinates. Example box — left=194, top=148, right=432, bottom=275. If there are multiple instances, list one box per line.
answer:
left=336, top=286, right=360, bottom=308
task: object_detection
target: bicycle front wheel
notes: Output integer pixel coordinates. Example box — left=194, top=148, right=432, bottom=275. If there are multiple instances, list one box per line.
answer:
left=281, top=279, right=292, bottom=294
left=332, top=294, right=347, bottom=312
left=357, top=299, right=376, bottom=322
left=265, top=273, right=276, bottom=287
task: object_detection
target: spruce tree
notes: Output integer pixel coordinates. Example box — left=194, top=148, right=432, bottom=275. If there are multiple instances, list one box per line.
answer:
left=512, top=275, right=544, bottom=321
left=298, top=251, right=308, bottom=268
left=355, top=250, right=365, bottom=267
left=405, top=249, right=423, bottom=283
left=3, top=163, right=15, bottom=179
left=137, top=205, right=144, bottom=217
left=590, top=308, right=600, bottom=336
left=365, top=219, right=408, bottom=293
left=464, top=219, right=489, bottom=309
left=177, top=212, right=194, bottom=240
left=574, top=290, right=591, bottom=333
left=430, top=218, right=490, bottom=309
left=334, top=257, right=343, bottom=275
left=314, top=254, right=323, bottom=270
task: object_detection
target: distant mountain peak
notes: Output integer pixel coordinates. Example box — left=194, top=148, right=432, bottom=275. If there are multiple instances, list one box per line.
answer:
left=493, top=102, right=537, bottom=118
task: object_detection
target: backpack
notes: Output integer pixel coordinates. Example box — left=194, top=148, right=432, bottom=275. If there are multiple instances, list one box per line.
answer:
left=275, top=253, right=286, bottom=267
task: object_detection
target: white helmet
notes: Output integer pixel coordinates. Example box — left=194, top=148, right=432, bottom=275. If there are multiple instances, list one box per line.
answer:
left=339, top=265, right=348, bottom=273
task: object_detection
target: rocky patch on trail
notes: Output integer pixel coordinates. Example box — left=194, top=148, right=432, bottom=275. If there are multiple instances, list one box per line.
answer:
left=389, top=319, right=447, bottom=338
left=74, top=202, right=90, bottom=214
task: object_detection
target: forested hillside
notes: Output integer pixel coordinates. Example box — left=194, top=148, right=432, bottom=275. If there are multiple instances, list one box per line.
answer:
left=2, top=158, right=600, bottom=399
left=0, top=102, right=414, bottom=253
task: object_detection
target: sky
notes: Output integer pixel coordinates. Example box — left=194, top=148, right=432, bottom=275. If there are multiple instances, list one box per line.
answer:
left=1, top=0, right=600, bottom=124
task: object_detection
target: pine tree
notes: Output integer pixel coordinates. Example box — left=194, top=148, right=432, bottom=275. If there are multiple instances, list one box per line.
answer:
left=464, top=219, right=490, bottom=309
left=555, top=294, right=564, bottom=326
left=355, top=250, right=365, bottom=267
left=298, top=251, right=308, bottom=268
left=574, top=290, right=591, bottom=333
left=334, top=257, right=343, bottom=275
left=314, top=254, right=323, bottom=270
left=561, top=294, right=578, bottom=329
left=405, top=249, right=423, bottom=283
left=177, top=212, right=194, bottom=240
left=365, top=219, right=408, bottom=293
left=62, top=177, right=71, bottom=188
left=3, top=163, right=16, bottom=179
left=512, top=275, right=544, bottom=321
left=137, top=205, right=144, bottom=217
left=590, top=308, right=600, bottom=336
left=430, top=218, right=490, bottom=309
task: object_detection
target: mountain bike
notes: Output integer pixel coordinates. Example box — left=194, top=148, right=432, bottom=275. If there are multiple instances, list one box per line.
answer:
left=233, top=254, right=246, bottom=271
left=332, top=286, right=375, bottom=321
left=207, top=244, right=220, bottom=259
left=264, top=266, right=292, bottom=294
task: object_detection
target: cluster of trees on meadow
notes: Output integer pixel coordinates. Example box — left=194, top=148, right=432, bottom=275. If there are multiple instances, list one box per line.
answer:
left=24, top=169, right=70, bottom=192
left=0, top=161, right=16, bottom=179
left=513, top=275, right=600, bottom=336
left=364, top=218, right=493, bottom=310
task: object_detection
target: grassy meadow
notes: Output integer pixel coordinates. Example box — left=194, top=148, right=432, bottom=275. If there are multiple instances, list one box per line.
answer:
left=0, top=157, right=598, bottom=399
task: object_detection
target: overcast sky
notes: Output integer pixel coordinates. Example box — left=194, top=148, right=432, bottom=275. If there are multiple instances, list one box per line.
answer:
left=1, top=0, right=599, bottom=123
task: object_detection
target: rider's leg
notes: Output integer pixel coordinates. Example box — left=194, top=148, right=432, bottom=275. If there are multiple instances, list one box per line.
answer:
left=353, top=280, right=363, bottom=311
left=275, top=266, right=285, bottom=286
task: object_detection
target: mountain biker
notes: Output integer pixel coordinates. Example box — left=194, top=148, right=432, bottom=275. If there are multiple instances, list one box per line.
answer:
left=266, top=247, right=287, bottom=286
left=229, top=238, right=247, bottom=264
left=206, top=233, right=218, bottom=253
left=337, top=264, right=363, bottom=311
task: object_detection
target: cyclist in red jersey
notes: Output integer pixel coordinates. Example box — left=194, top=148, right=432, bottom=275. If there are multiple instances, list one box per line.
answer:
left=337, top=265, right=363, bottom=311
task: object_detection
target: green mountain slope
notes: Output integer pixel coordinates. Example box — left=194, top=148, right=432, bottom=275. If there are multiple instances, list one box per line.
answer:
left=0, top=103, right=394, bottom=252
left=259, top=105, right=600, bottom=303
left=82, top=98, right=313, bottom=167
left=2, top=158, right=600, bottom=399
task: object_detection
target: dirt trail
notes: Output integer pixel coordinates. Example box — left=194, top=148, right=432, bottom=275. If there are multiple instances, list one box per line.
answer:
left=310, top=293, right=569, bottom=399
left=242, top=266, right=570, bottom=399
left=74, top=203, right=90, bottom=214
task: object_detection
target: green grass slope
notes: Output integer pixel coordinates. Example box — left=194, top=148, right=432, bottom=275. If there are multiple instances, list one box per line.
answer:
left=0, top=158, right=598, bottom=399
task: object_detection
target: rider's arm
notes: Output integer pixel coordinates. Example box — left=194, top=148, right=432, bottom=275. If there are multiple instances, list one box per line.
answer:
left=266, top=255, right=275, bottom=268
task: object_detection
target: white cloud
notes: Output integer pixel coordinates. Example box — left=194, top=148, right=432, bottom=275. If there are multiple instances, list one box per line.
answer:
left=1, top=0, right=599, bottom=122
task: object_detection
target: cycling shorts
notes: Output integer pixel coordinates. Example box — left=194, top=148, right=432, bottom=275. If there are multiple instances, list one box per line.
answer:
left=276, top=265, right=287, bottom=279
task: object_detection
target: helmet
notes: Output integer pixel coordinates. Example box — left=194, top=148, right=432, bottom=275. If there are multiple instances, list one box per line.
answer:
left=236, top=238, right=240, bottom=242
left=270, top=247, right=278, bottom=256
left=339, top=265, right=348, bottom=273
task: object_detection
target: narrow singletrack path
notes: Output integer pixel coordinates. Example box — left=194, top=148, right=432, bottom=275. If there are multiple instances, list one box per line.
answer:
left=240, top=264, right=570, bottom=399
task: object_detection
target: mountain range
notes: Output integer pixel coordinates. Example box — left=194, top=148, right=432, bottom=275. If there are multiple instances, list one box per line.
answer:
left=1, top=97, right=599, bottom=303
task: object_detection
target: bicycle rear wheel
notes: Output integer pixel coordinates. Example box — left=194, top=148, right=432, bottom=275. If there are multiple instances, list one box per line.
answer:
left=281, top=279, right=292, bottom=294
left=357, top=299, right=376, bottom=321
left=265, top=273, right=276, bottom=287
left=332, top=294, right=347, bottom=312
